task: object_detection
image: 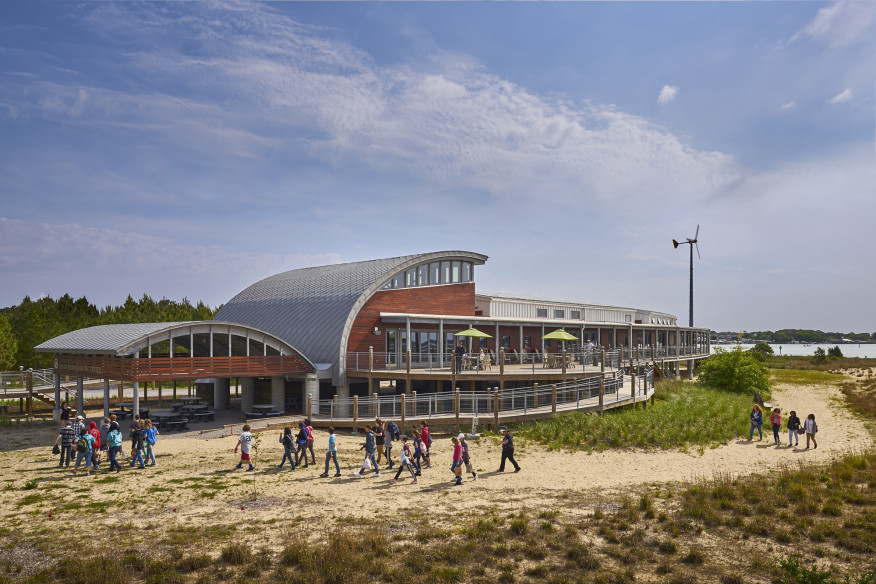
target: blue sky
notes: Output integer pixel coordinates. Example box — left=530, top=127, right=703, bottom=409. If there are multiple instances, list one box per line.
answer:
left=1, top=1, right=874, bottom=332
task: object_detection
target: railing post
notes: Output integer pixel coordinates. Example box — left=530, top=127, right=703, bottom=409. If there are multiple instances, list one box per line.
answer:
left=575, top=377, right=580, bottom=408
left=561, top=349, right=567, bottom=375
left=400, top=393, right=406, bottom=428
left=493, top=389, right=499, bottom=431
left=372, top=392, right=378, bottom=419
left=499, top=350, right=505, bottom=376
left=411, top=391, right=417, bottom=420
left=630, top=355, right=636, bottom=403
left=599, top=349, right=605, bottom=413
left=332, top=395, right=338, bottom=421
left=353, top=395, right=359, bottom=433
left=551, top=384, right=557, bottom=414
left=369, top=347, right=374, bottom=373
left=455, top=389, right=460, bottom=432
left=307, top=393, right=313, bottom=421
left=406, top=350, right=411, bottom=375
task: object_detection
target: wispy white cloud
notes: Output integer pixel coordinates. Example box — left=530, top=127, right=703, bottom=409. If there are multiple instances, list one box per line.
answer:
left=826, top=88, right=852, bottom=104
left=779, top=101, right=796, bottom=110
left=657, top=85, right=678, bottom=105
left=790, top=0, right=876, bottom=47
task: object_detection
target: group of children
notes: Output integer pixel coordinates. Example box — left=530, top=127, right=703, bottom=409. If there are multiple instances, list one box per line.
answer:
left=233, top=418, right=480, bottom=486
left=54, top=413, right=160, bottom=475
left=749, top=405, right=819, bottom=449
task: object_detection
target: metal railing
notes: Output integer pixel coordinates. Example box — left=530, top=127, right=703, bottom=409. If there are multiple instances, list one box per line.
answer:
left=346, top=349, right=626, bottom=373
left=310, top=369, right=651, bottom=423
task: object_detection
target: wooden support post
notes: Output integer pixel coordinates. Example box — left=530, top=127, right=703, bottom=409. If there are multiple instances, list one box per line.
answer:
left=157, top=381, right=162, bottom=403
left=411, top=391, right=417, bottom=426
left=533, top=382, right=539, bottom=408
left=353, top=395, right=359, bottom=433
left=551, top=384, right=557, bottom=414
left=26, top=369, right=33, bottom=418
left=499, top=350, right=505, bottom=376
left=450, top=353, right=456, bottom=393
left=454, top=389, right=460, bottom=432
left=493, top=388, right=499, bottom=430
left=307, top=393, right=313, bottom=421
left=562, top=349, right=567, bottom=375
left=173, top=380, right=177, bottom=400
left=332, top=395, right=338, bottom=420
left=406, top=350, right=411, bottom=375
left=630, top=355, right=636, bottom=403
left=400, top=393, right=406, bottom=428
left=372, top=393, right=378, bottom=419
left=599, top=349, right=605, bottom=413
left=369, top=347, right=374, bottom=372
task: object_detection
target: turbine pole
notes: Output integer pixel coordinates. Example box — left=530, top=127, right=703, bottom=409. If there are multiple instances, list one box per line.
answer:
left=689, top=242, right=694, bottom=327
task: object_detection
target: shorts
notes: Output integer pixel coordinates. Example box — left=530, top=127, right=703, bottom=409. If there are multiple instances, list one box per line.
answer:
left=240, top=452, right=251, bottom=462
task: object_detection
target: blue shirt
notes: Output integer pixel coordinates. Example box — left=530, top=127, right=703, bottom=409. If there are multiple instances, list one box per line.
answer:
left=107, top=429, right=123, bottom=448
left=144, top=427, right=158, bottom=445
left=328, top=434, right=337, bottom=452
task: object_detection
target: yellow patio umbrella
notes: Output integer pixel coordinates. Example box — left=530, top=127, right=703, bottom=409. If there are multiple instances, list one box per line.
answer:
left=542, top=329, right=579, bottom=342
left=453, top=327, right=492, bottom=338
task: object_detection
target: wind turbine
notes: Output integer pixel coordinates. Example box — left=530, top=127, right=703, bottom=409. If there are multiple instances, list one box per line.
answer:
left=673, top=225, right=700, bottom=327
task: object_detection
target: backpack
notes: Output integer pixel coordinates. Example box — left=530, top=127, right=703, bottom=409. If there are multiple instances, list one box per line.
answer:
left=387, top=422, right=399, bottom=440
left=76, top=437, right=87, bottom=453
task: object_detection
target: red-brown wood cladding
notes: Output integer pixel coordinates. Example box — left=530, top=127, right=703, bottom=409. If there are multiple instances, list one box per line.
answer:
left=347, top=283, right=475, bottom=354
left=52, top=355, right=311, bottom=381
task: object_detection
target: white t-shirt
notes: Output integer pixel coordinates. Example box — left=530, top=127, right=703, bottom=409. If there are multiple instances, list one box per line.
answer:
left=239, top=431, right=252, bottom=454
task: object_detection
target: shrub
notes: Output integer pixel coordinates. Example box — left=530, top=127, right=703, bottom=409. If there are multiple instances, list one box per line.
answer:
left=219, top=542, right=252, bottom=565
left=827, top=346, right=843, bottom=358
left=698, top=345, right=770, bottom=397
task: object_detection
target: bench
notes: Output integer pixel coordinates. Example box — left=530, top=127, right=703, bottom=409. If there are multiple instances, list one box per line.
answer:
left=264, top=411, right=285, bottom=418
left=165, top=419, right=189, bottom=431
left=192, top=411, right=215, bottom=423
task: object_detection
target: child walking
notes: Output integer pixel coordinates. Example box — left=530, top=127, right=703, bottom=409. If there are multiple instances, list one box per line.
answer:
left=234, top=424, right=254, bottom=471
left=129, top=421, right=146, bottom=469
left=804, top=414, right=818, bottom=450
left=459, top=433, right=477, bottom=480
left=769, top=408, right=782, bottom=445
left=450, top=436, right=463, bottom=486
left=392, top=436, right=418, bottom=484
left=143, top=419, right=159, bottom=466
left=787, top=411, right=801, bottom=447
left=353, top=425, right=379, bottom=478
left=278, top=427, right=296, bottom=470
left=107, top=421, right=123, bottom=472
left=320, top=427, right=341, bottom=477
left=411, top=429, right=425, bottom=476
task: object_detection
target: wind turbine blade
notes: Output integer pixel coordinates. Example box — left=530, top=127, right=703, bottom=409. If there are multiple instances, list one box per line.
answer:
left=694, top=224, right=700, bottom=242
left=695, top=241, right=701, bottom=259
left=672, top=239, right=679, bottom=249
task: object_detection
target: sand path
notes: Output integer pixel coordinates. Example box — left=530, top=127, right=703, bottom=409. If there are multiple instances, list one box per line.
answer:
left=2, top=382, right=870, bottom=540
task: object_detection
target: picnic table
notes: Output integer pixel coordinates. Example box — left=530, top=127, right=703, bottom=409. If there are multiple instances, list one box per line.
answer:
left=179, top=397, right=202, bottom=405
left=245, top=404, right=285, bottom=419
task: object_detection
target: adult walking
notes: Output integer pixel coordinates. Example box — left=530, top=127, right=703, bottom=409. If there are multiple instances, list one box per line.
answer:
left=804, top=414, right=818, bottom=450
left=497, top=426, right=520, bottom=473
left=749, top=405, right=763, bottom=441
left=455, top=342, right=466, bottom=373
left=54, top=421, right=75, bottom=467
left=787, top=411, right=801, bottom=447
left=320, top=427, right=341, bottom=478
left=459, top=433, right=477, bottom=480
left=130, top=420, right=146, bottom=469
left=59, top=401, right=70, bottom=429
left=374, top=419, right=386, bottom=465
left=71, top=427, right=95, bottom=476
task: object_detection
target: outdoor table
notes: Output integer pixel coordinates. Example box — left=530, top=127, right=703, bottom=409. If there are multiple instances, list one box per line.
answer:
left=181, top=404, right=207, bottom=415
left=179, top=397, right=202, bottom=405
left=252, top=404, right=277, bottom=411
left=150, top=411, right=177, bottom=428
left=109, top=409, right=130, bottom=420
left=191, top=411, right=215, bottom=423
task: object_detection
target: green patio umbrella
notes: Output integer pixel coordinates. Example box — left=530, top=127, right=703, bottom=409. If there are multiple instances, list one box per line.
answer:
left=542, top=329, right=579, bottom=342
left=453, top=327, right=492, bottom=338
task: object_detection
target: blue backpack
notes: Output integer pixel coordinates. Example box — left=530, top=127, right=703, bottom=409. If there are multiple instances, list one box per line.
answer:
left=387, top=422, right=399, bottom=440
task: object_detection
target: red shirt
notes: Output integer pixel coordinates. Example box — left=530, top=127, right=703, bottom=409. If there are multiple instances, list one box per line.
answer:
left=421, top=426, right=430, bottom=446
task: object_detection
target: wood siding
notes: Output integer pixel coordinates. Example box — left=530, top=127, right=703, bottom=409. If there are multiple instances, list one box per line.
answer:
left=52, top=354, right=311, bottom=381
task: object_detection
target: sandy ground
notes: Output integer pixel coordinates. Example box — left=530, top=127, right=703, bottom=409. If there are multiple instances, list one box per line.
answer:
left=1, top=381, right=871, bottom=545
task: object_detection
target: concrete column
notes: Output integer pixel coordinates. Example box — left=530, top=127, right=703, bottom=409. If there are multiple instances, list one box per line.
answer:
left=271, top=376, right=285, bottom=411
left=304, top=374, right=319, bottom=418
left=240, top=377, right=255, bottom=413
left=76, top=377, right=84, bottom=417
left=53, top=374, right=61, bottom=421
left=103, top=379, right=110, bottom=418
left=214, top=377, right=230, bottom=410
left=336, top=384, right=350, bottom=417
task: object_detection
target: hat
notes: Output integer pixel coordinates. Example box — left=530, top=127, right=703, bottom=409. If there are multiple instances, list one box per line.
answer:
left=75, top=415, right=84, bottom=420
left=65, top=421, right=72, bottom=426
left=457, top=433, right=465, bottom=440
left=499, top=426, right=508, bottom=432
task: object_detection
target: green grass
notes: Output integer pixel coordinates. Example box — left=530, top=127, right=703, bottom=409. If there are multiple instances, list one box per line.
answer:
left=512, top=380, right=752, bottom=453
left=770, top=368, right=845, bottom=386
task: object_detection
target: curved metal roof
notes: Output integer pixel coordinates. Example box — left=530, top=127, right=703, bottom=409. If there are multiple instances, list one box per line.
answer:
left=34, top=321, right=316, bottom=370
left=214, top=251, right=488, bottom=384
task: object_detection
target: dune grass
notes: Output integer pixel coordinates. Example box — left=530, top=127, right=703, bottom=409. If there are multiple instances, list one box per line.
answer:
left=511, top=379, right=752, bottom=453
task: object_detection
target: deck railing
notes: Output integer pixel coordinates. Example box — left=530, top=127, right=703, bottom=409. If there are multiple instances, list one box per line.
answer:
left=310, top=369, right=651, bottom=423
left=346, top=349, right=626, bottom=373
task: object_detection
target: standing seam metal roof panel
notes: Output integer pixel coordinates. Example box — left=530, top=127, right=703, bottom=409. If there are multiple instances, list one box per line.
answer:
left=214, top=252, right=488, bottom=385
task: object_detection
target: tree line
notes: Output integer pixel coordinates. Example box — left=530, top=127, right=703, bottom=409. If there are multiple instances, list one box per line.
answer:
left=0, top=294, right=218, bottom=370
left=736, top=329, right=875, bottom=344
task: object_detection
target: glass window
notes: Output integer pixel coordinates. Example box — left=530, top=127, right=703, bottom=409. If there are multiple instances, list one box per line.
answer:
left=393, top=274, right=402, bottom=289
left=571, top=310, right=581, bottom=319
left=554, top=309, right=564, bottom=319
left=451, top=261, right=461, bottom=283
left=386, top=330, right=396, bottom=354
left=462, top=262, right=472, bottom=282
left=537, top=308, right=548, bottom=318
left=524, top=335, right=531, bottom=348
left=441, top=261, right=451, bottom=284
left=417, top=264, right=428, bottom=286
left=502, top=335, right=511, bottom=349
left=478, top=337, right=486, bottom=348
left=446, top=332, right=456, bottom=353
left=544, top=339, right=552, bottom=350
left=430, top=262, right=439, bottom=285
left=405, top=268, right=416, bottom=288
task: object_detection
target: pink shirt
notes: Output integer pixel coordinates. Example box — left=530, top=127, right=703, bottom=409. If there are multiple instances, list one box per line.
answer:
left=453, top=443, right=462, bottom=462
left=769, top=412, right=781, bottom=426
